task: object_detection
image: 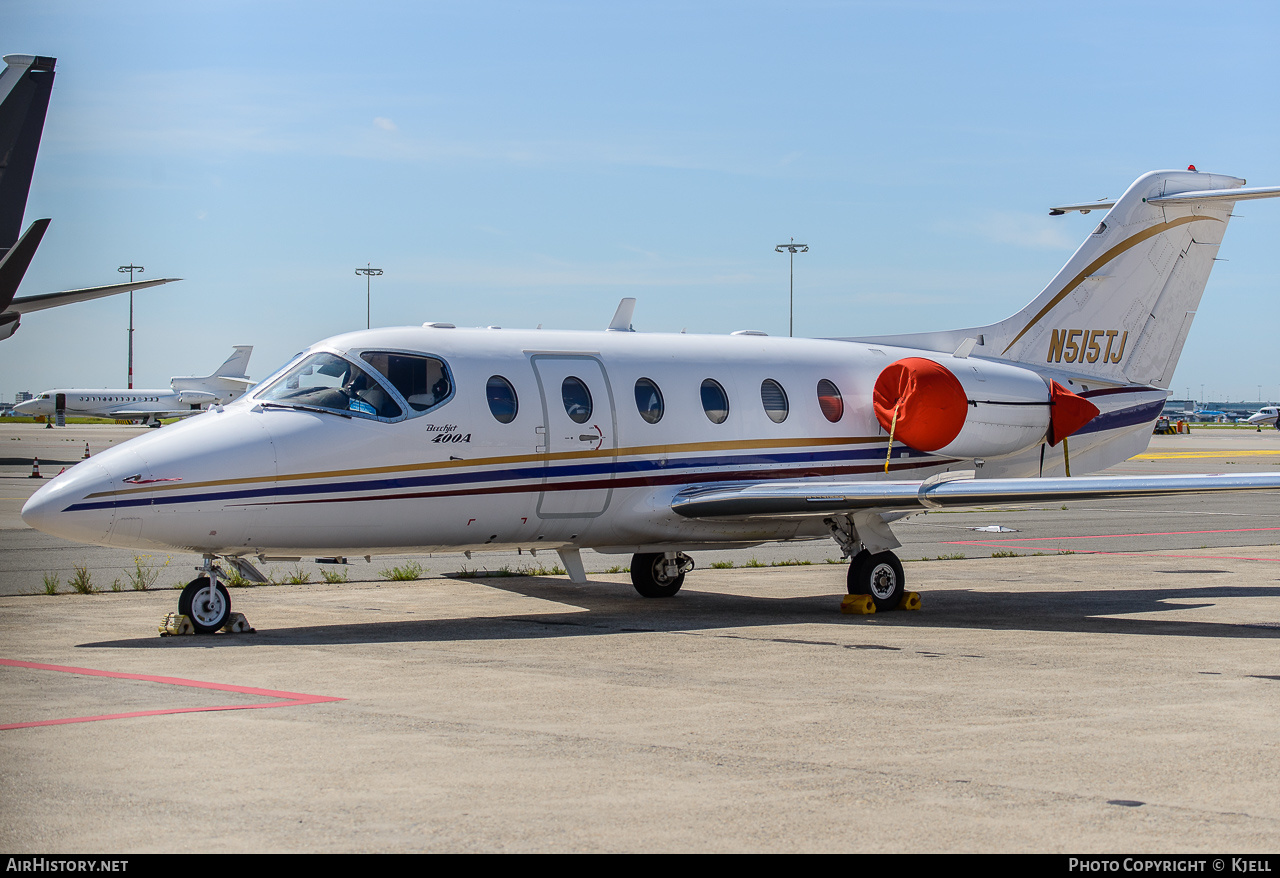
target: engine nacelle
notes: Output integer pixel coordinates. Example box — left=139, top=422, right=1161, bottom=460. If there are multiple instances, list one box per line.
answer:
left=872, top=357, right=1098, bottom=459
left=175, top=390, right=217, bottom=406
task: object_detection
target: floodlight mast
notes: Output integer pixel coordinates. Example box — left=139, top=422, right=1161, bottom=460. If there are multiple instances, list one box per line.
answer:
left=117, top=264, right=144, bottom=388
left=355, top=264, right=384, bottom=329
left=774, top=239, right=808, bottom=337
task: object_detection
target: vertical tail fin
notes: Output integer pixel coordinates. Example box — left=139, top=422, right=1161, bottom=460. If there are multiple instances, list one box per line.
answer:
left=0, top=55, right=56, bottom=258
left=852, top=169, right=1279, bottom=389
left=993, top=169, right=1249, bottom=388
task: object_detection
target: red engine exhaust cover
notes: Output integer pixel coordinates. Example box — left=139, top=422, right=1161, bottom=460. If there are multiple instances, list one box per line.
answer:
left=872, top=357, right=968, bottom=452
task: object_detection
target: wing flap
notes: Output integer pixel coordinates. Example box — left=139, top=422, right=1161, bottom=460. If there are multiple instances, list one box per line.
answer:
left=671, top=472, right=1280, bottom=519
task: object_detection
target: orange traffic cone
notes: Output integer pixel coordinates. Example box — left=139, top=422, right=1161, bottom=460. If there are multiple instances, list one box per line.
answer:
left=82, top=442, right=90, bottom=459
left=29, top=458, right=42, bottom=479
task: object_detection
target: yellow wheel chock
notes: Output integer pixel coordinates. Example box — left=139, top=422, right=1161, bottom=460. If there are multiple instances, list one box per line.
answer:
left=840, top=591, right=921, bottom=614
left=160, top=612, right=255, bottom=636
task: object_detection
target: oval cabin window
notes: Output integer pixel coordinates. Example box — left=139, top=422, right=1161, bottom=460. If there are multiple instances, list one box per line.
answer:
left=817, top=379, right=844, bottom=422
left=486, top=375, right=518, bottom=424
left=760, top=379, right=788, bottom=423
left=634, top=377, right=664, bottom=424
left=561, top=376, right=593, bottom=424
left=700, top=379, right=729, bottom=424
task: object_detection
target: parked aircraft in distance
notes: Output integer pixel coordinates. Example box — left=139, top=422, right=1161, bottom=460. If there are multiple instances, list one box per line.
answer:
left=1246, top=406, right=1279, bottom=429
left=22, top=168, right=1280, bottom=632
left=15, top=346, right=254, bottom=425
left=0, top=53, right=178, bottom=340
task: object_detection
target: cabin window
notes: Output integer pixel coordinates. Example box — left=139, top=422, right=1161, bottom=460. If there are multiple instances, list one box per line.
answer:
left=561, top=376, right=593, bottom=424
left=486, top=375, right=518, bottom=424
left=360, top=351, right=452, bottom=414
left=701, top=379, right=729, bottom=424
left=761, top=379, right=788, bottom=423
left=256, top=352, right=403, bottom=420
left=634, top=377, right=664, bottom=424
left=817, top=379, right=844, bottom=422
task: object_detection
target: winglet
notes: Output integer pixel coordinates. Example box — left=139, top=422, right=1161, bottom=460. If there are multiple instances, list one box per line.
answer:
left=0, top=218, right=50, bottom=311
left=607, top=297, right=636, bottom=331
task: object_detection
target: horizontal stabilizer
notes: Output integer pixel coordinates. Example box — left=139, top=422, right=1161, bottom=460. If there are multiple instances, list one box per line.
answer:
left=671, top=472, right=1280, bottom=518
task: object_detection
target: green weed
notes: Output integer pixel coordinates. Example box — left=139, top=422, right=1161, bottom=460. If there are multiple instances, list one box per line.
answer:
left=380, top=561, right=424, bottom=581
left=935, top=553, right=966, bottom=561
left=126, top=555, right=160, bottom=591
left=710, top=561, right=735, bottom=569
left=284, top=565, right=311, bottom=584
left=42, top=572, right=59, bottom=595
left=743, top=558, right=766, bottom=568
left=990, top=551, right=1023, bottom=558
left=69, top=565, right=95, bottom=594
left=320, top=567, right=349, bottom=583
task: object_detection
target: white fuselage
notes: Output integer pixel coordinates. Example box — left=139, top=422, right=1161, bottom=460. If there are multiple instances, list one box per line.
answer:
left=14, top=389, right=192, bottom=420
left=20, top=325, right=1166, bottom=557
left=1247, top=406, right=1279, bottom=426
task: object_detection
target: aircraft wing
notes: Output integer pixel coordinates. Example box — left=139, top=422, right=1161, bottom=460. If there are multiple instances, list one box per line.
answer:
left=670, top=472, right=1280, bottom=519
left=8, top=277, right=181, bottom=314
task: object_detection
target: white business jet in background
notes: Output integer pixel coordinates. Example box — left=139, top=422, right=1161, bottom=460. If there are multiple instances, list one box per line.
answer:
left=15, top=346, right=254, bottom=426
left=22, top=168, right=1280, bottom=632
left=1246, top=406, right=1279, bottom=429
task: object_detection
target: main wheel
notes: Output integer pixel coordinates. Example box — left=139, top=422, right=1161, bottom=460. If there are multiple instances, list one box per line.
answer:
left=179, top=576, right=231, bottom=634
left=847, top=550, right=905, bottom=611
left=631, top=553, right=685, bottom=598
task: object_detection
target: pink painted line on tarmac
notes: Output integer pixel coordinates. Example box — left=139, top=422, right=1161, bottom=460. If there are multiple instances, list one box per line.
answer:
left=0, top=659, right=344, bottom=730
left=948, top=526, right=1280, bottom=545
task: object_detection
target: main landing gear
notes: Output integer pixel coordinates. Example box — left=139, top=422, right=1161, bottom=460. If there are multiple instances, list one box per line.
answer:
left=846, top=549, right=905, bottom=612
left=630, top=552, right=694, bottom=598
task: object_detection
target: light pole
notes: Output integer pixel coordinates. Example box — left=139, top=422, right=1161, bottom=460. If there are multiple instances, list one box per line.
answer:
left=118, top=264, right=144, bottom=388
left=355, top=264, right=383, bottom=330
left=774, top=239, right=808, bottom=337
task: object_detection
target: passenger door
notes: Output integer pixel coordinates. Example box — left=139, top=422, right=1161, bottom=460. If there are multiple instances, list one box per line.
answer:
left=530, top=354, right=617, bottom=518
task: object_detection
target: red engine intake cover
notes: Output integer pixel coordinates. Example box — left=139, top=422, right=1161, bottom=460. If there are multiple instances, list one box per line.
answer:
left=873, top=357, right=968, bottom=452
left=1046, top=380, right=1099, bottom=446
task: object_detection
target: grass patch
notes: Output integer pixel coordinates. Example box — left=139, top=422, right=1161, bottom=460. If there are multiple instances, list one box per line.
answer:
left=602, top=565, right=630, bottom=574
left=320, top=567, right=349, bottom=583
left=990, top=550, right=1023, bottom=558
left=770, top=558, right=812, bottom=567
left=69, top=565, right=95, bottom=594
left=935, top=553, right=966, bottom=561
left=42, top=572, right=59, bottom=595
left=710, top=560, right=735, bottom=569
left=284, top=565, right=312, bottom=584
left=380, top=561, right=424, bottom=581
left=743, top=558, right=766, bottom=568
left=222, top=567, right=255, bottom=587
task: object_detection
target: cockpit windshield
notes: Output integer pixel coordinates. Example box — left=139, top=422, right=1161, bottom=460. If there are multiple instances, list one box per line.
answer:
left=255, top=352, right=403, bottom=420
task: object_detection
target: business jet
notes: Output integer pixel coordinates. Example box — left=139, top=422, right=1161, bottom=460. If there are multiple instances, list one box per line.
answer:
left=1246, top=406, right=1279, bottom=429
left=0, top=54, right=178, bottom=340
left=22, top=167, right=1280, bottom=633
left=15, top=346, right=254, bottom=425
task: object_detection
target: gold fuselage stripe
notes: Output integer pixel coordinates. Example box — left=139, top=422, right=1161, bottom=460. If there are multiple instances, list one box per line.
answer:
left=87, top=434, right=888, bottom=500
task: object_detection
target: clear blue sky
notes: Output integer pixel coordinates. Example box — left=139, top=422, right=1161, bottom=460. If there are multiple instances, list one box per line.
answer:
left=4, top=0, right=1278, bottom=403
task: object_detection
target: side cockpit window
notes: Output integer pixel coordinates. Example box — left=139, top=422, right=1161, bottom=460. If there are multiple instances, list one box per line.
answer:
left=360, top=351, right=453, bottom=415
left=257, top=352, right=403, bottom=420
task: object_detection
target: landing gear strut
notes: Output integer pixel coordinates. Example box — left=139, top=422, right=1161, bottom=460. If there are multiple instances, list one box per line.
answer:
left=630, top=552, right=694, bottom=598
left=178, top=558, right=231, bottom=633
left=847, top=549, right=905, bottom=611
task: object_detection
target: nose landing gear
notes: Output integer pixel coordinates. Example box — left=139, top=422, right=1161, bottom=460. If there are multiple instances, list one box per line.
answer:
left=176, top=557, right=232, bottom=634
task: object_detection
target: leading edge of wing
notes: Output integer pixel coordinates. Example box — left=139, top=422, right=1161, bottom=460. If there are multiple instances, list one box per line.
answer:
left=670, top=472, right=1280, bottom=519
left=9, top=277, right=181, bottom=314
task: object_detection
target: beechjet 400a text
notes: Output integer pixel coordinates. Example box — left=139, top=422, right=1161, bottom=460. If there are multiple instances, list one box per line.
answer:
left=21, top=167, right=1280, bottom=632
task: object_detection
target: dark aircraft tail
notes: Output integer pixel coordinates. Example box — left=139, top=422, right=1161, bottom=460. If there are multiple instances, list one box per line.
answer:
left=0, top=54, right=56, bottom=258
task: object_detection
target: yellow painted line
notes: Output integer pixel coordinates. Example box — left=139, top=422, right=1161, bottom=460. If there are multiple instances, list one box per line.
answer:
left=1133, top=450, right=1280, bottom=459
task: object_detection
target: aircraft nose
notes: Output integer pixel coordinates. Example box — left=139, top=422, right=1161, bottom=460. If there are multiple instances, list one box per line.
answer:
left=21, top=461, right=117, bottom=544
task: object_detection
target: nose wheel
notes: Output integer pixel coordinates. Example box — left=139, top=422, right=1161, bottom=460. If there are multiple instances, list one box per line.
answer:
left=179, top=575, right=232, bottom=634
left=847, top=549, right=905, bottom=611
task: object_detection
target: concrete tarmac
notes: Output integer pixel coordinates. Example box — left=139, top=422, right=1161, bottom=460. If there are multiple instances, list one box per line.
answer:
left=1, top=422, right=1279, bottom=852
